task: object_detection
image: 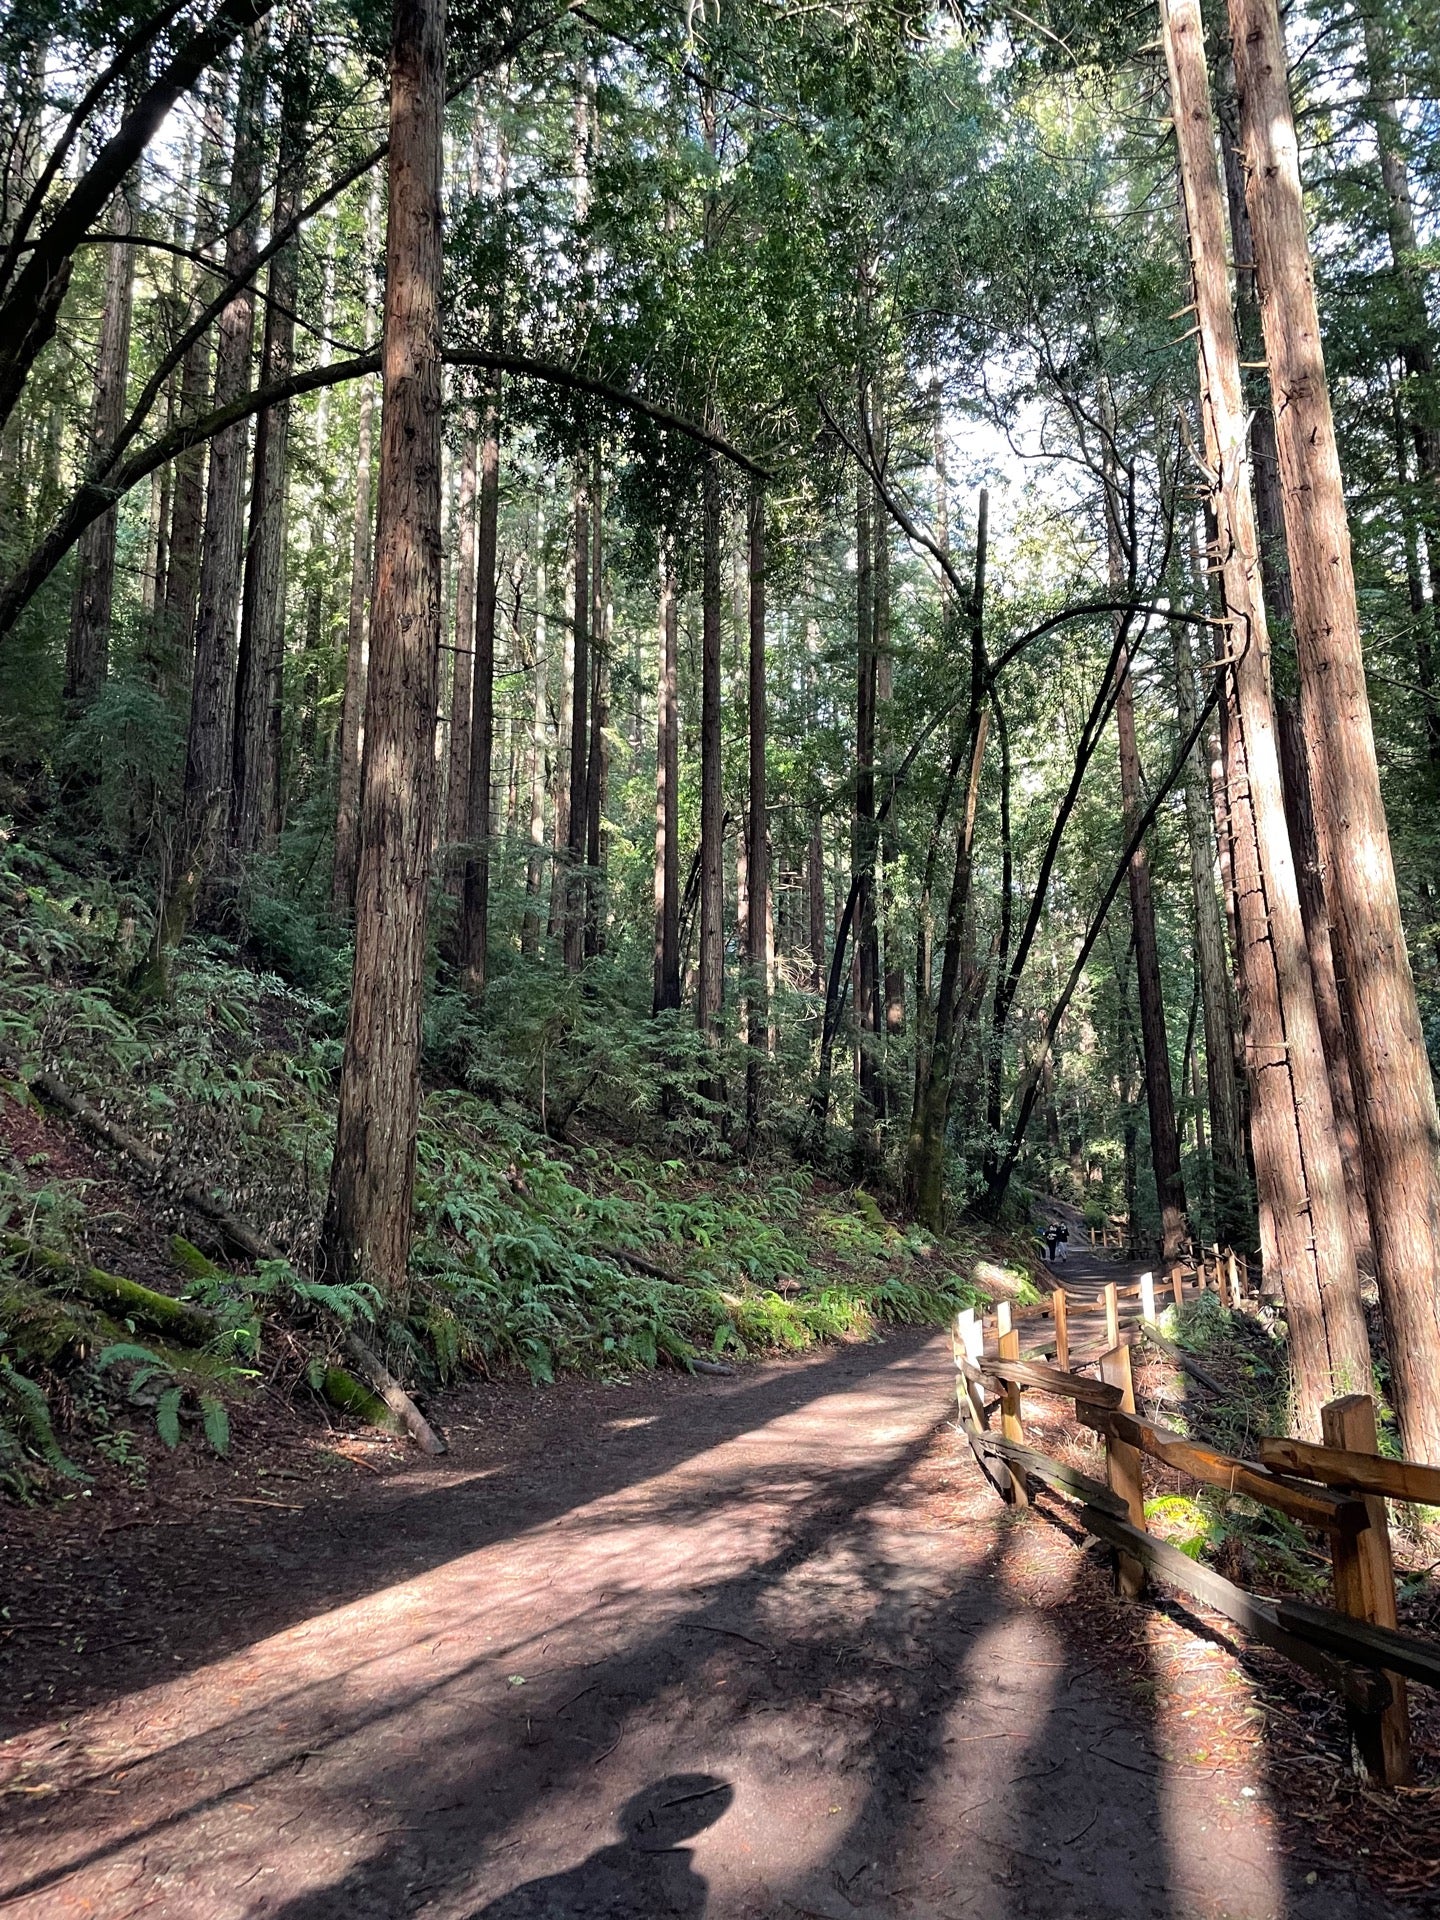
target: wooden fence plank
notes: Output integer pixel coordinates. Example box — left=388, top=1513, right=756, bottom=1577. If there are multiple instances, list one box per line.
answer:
left=1258, top=1438, right=1440, bottom=1509
left=1275, top=1599, right=1440, bottom=1693
left=1321, top=1395, right=1411, bottom=1784
left=997, top=1314, right=1027, bottom=1508
left=1077, top=1506, right=1391, bottom=1716
left=1077, top=1406, right=1371, bottom=1533
left=974, top=1434, right=1126, bottom=1515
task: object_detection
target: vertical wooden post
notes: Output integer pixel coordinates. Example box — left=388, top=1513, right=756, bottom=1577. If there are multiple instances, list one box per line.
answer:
left=1322, top=1394, right=1411, bottom=1784
left=954, top=1309, right=980, bottom=1428
left=1052, top=1287, right=1070, bottom=1372
left=997, top=1303, right=1028, bottom=1508
left=1103, top=1281, right=1120, bottom=1351
left=1140, top=1270, right=1157, bottom=1324
left=1226, top=1248, right=1240, bottom=1307
left=1100, top=1341, right=1146, bottom=1597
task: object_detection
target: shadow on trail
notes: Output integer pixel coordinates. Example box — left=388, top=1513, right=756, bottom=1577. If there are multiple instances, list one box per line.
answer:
left=0, top=1330, right=934, bottom=1744
left=464, top=1775, right=732, bottom=1919
left=5, top=1329, right=1373, bottom=1920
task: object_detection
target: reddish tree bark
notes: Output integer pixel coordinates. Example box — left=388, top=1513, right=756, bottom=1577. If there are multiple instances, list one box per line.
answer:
left=322, top=0, right=446, bottom=1297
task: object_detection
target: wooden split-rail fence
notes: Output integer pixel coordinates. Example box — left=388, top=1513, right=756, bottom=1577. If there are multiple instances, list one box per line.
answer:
left=954, top=1272, right=1440, bottom=1787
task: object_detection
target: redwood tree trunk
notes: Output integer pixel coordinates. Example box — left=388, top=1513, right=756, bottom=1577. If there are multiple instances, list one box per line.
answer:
left=331, top=247, right=378, bottom=917
left=1170, top=609, right=1247, bottom=1242
left=1227, top=0, right=1440, bottom=1457
left=1163, top=0, right=1372, bottom=1433
left=321, top=0, right=445, bottom=1297
left=167, top=27, right=266, bottom=939
left=653, top=544, right=681, bottom=1011
left=1276, top=695, right=1374, bottom=1273
left=1114, top=633, right=1187, bottom=1258
left=65, top=178, right=136, bottom=714
left=697, top=452, right=725, bottom=1068
left=459, top=386, right=500, bottom=991
left=522, top=525, right=549, bottom=955
left=746, top=484, right=767, bottom=1134
left=562, top=475, right=590, bottom=972
left=232, top=32, right=310, bottom=856
left=853, top=458, right=881, bottom=1152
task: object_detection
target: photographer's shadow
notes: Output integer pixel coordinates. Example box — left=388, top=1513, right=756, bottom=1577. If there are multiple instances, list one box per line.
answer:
left=469, top=1774, right=734, bottom=1918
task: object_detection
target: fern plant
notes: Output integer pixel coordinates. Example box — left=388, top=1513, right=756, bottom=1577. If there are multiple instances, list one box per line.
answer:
left=94, top=1343, right=231, bottom=1454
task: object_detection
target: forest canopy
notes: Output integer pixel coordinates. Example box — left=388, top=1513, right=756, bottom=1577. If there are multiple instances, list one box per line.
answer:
left=4, top=0, right=1440, bottom=1460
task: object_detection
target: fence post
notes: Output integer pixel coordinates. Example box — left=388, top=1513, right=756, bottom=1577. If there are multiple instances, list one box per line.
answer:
left=1322, top=1394, right=1412, bottom=1785
left=996, top=1301, right=1028, bottom=1508
left=1171, top=1264, right=1185, bottom=1312
left=1103, top=1281, right=1120, bottom=1351
left=1099, top=1341, right=1146, bottom=1598
left=1225, top=1249, right=1240, bottom=1308
left=1140, top=1270, right=1156, bottom=1324
left=1052, top=1287, right=1069, bottom=1372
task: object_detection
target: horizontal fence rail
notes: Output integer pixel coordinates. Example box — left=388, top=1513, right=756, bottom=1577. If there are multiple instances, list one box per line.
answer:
left=954, top=1288, right=1439, bottom=1788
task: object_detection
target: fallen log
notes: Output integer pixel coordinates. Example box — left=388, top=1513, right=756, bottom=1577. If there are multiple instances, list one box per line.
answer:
left=2, top=1232, right=217, bottom=1347
left=11, top=1059, right=445, bottom=1455
left=1136, top=1320, right=1228, bottom=1397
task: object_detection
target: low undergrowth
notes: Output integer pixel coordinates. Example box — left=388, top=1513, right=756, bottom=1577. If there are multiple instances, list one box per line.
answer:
left=0, top=825, right=1021, bottom=1497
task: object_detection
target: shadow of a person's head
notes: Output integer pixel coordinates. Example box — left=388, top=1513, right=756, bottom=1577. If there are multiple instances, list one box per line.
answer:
left=468, top=1773, right=734, bottom=1916
left=622, top=1774, right=735, bottom=1852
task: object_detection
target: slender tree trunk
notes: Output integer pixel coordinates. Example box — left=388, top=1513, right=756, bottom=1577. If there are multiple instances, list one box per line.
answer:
left=149, top=30, right=266, bottom=978
left=1227, top=0, right=1440, bottom=1457
left=746, top=484, right=767, bottom=1135
left=1170, top=610, right=1247, bottom=1239
left=808, top=815, right=827, bottom=991
left=563, top=475, right=589, bottom=972
left=446, top=425, right=479, bottom=863
left=653, top=543, right=681, bottom=1010
left=548, top=538, right=575, bottom=941
left=698, top=452, right=725, bottom=1077
left=321, top=0, right=445, bottom=1297
left=583, top=459, right=605, bottom=960
left=853, top=454, right=881, bottom=1154
left=65, top=179, right=136, bottom=714
left=521, top=524, right=549, bottom=956
left=1113, top=634, right=1186, bottom=1256
left=331, top=192, right=380, bottom=916
left=161, top=91, right=226, bottom=693
left=232, top=30, right=310, bottom=857
left=459, top=383, right=501, bottom=991
left=1164, top=0, right=1373, bottom=1433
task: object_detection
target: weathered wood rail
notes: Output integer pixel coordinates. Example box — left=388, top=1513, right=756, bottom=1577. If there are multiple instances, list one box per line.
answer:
left=954, top=1283, right=1440, bottom=1787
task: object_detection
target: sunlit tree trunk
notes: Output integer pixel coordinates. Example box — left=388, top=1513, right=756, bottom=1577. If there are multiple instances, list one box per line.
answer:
left=1227, top=0, right=1440, bottom=1457
left=322, top=0, right=446, bottom=1296
left=1163, top=0, right=1372, bottom=1432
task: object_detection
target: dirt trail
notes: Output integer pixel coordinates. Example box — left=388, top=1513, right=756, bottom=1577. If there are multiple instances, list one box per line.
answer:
left=0, top=1330, right=1406, bottom=1919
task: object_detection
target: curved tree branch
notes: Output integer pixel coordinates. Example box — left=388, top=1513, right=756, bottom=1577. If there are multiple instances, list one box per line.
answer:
left=0, top=345, right=772, bottom=637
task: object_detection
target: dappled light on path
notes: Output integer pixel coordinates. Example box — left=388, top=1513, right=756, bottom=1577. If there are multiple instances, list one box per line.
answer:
left=0, top=1330, right=1388, bottom=1918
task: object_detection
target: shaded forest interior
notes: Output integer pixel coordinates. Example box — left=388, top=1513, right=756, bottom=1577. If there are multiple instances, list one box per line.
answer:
left=3, top=0, right=1440, bottom=1498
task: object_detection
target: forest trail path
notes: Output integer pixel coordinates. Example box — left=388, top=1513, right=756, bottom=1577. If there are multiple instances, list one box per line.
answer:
left=0, top=1329, right=1398, bottom=1920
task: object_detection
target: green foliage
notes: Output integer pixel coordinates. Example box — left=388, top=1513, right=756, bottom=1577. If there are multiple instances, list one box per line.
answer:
left=94, top=1342, right=232, bottom=1455
left=0, top=1346, right=89, bottom=1498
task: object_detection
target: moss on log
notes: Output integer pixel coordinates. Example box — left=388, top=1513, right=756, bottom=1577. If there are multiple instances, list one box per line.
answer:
left=2, top=1233, right=218, bottom=1347
left=321, top=1366, right=402, bottom=1434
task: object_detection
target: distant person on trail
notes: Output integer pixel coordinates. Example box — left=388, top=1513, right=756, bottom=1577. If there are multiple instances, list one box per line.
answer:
left=1056, top=1222, right=1069, bottom=1263
left=1045, top=1222, right=1061, bottom=1262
